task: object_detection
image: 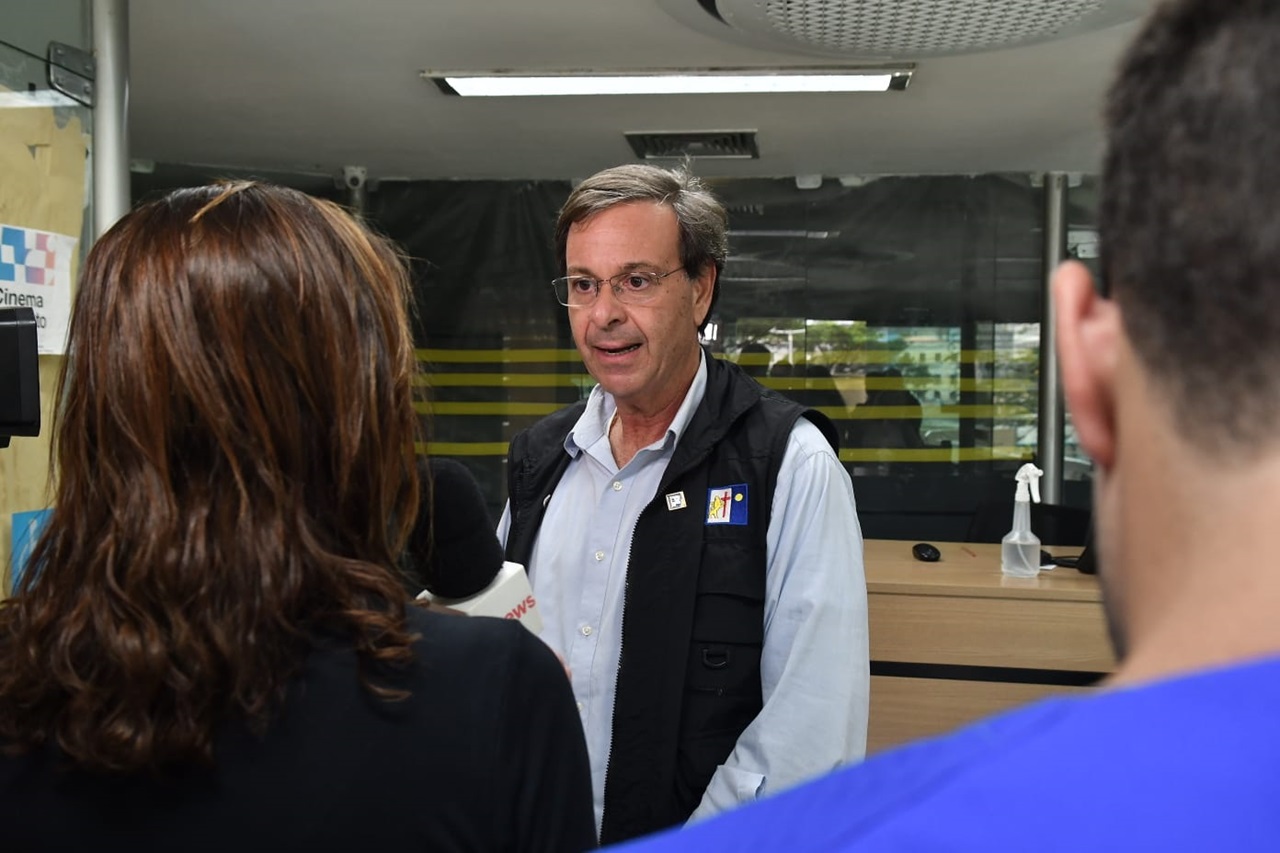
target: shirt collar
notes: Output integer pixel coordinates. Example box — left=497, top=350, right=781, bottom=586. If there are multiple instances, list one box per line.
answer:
left=564, top=349, right=709, bottom=456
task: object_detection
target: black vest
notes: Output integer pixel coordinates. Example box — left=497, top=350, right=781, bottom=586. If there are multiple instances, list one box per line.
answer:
left=505, top=354, right=836, bottom=844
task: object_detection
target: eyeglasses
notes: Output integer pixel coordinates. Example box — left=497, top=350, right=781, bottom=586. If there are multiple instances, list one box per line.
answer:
left=551, top=267, right=685, bottom=308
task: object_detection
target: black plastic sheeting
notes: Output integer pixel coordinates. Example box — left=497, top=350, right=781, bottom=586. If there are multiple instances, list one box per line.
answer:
left=370, top=179, right=574, bottom=348
left=129, top=169, right=1096, bottom=537
left=366, top=173, right=1086, bottom=339
left=360, top=174, right=1095, bottom=534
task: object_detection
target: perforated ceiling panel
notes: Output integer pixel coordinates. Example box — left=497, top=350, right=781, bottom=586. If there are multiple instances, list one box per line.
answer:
left=659, top=0, right=1149, bottom=59
left=763, top=0, right=1101, bottom=55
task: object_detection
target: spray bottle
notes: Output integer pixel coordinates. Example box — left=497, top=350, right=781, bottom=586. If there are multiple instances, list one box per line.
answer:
left=1001, top=463, right=1044, bottom=578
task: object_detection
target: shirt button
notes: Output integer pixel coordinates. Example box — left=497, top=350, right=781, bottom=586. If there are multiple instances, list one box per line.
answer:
left=594, top=550, right=605, bottom=561
left=612, top=481, right=623, bottom=491
left=581, top=625, right=593, bottom=637
left=576, top=701, right=584, bottom=712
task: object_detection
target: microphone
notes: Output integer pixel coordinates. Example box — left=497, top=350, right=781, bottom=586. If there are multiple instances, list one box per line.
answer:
left=417, top=561, right=542, bottom=634
left=403, top=457, right=504, bottom=599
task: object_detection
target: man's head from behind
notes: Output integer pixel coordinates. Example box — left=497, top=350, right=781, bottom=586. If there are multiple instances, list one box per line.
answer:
left=1096, top=0, right=1280, bottom=454
left=1054, top=0, right=1280, bottom=667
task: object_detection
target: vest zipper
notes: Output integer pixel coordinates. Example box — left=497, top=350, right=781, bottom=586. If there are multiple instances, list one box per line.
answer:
left=599, top=503, right=644, bottom=835
left=599, top=444, right=713, bottom=836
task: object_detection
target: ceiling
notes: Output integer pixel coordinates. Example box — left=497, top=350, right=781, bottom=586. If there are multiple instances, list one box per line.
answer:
left=123, top=0, right=1154, bottom=184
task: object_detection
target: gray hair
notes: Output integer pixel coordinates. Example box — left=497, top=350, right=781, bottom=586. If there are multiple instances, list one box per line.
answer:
left=555, top=164, right=728, bottom=329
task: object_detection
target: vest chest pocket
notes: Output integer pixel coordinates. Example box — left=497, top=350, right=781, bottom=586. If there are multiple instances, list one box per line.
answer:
left=682, top=538, right=765, bottom=735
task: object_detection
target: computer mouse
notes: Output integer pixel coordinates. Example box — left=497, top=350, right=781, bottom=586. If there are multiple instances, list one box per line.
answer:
left=911, top=542, right=941, bottom=563
left=1040, top=549, right=1054, bottom=566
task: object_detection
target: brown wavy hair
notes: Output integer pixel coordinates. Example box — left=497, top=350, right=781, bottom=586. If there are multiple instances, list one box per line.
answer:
left=0, top=182, right=421, bottom=772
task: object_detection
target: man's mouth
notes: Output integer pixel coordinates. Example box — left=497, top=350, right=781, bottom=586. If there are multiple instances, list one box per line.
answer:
left=596, top=343, right=641, bottom=355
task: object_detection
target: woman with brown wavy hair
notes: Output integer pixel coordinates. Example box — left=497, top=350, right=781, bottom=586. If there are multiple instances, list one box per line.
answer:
left=0, top=182, right=595, bottom=851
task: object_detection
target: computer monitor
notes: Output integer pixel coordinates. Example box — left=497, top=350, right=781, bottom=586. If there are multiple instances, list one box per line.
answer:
left=0, top=307, right=41, bottom=448
left=1051, top=524, right=1097, bottom=574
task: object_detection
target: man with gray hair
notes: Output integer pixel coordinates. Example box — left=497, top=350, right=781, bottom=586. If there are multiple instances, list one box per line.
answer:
left=499, top=164, right=867, bottom=844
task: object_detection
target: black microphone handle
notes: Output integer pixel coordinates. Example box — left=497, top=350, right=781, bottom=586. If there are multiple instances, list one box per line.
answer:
left=405, top=457, right=505, bottom=598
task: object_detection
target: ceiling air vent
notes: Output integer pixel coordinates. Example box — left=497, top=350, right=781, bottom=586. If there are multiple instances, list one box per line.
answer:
left=626, top=130, right=759, bottom=160
left=658, top=0, right=1150, bottom=59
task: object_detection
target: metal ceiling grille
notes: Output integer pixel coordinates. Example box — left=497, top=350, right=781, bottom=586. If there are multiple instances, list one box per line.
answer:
left=763, top=0, right=1105, bottom=55
left=658, top=0, right=1148, bottom=59
left=625, top=130, right=760, bottom=160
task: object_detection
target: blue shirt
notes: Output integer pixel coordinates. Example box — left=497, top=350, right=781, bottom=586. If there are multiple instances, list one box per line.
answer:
left=616, top=655, right=1280, bottom=851
left=498, top=352, right=869, bottom=834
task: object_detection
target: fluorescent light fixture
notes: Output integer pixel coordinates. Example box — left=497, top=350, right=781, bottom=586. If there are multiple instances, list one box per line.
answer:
left=426, top=68, right=912, bottom=97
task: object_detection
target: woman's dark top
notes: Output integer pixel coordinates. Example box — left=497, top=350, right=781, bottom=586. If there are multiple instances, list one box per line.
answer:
left=0, top=607, right=597, bottom=851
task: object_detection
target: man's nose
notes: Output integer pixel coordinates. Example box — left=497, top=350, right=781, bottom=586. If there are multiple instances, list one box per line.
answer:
left=587, top=281, right=626, bottom=325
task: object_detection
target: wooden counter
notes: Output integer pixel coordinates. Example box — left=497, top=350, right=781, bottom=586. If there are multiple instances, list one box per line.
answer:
left=865, top=539, right=1115, bottom=753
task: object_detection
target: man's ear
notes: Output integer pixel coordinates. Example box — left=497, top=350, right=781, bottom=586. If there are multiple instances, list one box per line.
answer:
left=691, top=267, right=716, bottom=328
left=1053, top=260, right=1120, bottom=470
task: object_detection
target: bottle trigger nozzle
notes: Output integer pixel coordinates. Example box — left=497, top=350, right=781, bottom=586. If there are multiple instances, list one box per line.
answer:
left=1014, top=463, right=1043, bottom=504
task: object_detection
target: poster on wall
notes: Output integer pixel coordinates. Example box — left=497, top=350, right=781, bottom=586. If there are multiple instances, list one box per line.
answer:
left=10, top=508, right=50, bottom=593
left=0, top=223, right=76, bottom=354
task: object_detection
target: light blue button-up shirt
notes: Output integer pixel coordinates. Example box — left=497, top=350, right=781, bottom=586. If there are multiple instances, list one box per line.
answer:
left=498, top=352, right=868, bottom=834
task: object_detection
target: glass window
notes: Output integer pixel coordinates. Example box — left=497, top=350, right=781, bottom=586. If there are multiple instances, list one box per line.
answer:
left=361, top=173, right=1090, bottom=537
left=713, top=175, right=1047, bottom=538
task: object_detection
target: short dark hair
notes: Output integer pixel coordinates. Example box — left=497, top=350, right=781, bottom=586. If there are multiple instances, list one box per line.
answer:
left=555, top=164, right=728, bottom=331
left=1101, top=0, right=1280, bottom=453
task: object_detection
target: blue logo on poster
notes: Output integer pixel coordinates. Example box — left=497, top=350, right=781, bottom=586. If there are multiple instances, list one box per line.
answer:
left=11, top=509, right=51, bottom=593
left=705, top=484, right=748, bottom=526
